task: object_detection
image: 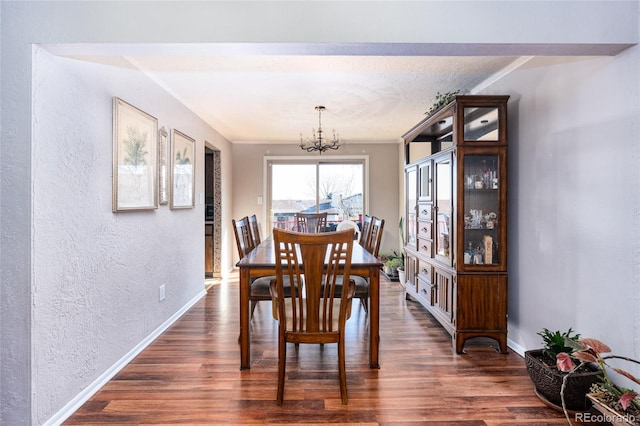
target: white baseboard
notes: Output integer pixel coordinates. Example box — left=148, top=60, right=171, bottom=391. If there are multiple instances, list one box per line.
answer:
left=44, top=289, right=207, bottom=426
left=508, top=338, right=527, bottom=357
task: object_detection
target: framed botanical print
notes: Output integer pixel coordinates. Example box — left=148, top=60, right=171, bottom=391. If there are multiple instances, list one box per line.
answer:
left=170, top=129, right=196, bottom=209
left=112, top=97, right=158, bottom=212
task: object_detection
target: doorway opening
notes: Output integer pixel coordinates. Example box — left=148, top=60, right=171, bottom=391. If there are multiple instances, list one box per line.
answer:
left=205, top=146, right=222, bottom=279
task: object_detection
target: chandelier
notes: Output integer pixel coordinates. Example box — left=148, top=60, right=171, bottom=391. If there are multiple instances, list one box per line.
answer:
left=299, top=106, right=341, bottom=154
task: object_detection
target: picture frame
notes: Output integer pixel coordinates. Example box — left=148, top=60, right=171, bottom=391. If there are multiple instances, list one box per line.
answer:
left=170, top=129, right=196, bottom=209
left=112, top=97, right=158, bottom=212
left=158, top=126, right=169, bottom=205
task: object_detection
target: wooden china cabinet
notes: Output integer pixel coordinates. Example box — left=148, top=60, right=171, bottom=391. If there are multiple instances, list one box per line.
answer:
left=402, top=95, right=509, bottom=354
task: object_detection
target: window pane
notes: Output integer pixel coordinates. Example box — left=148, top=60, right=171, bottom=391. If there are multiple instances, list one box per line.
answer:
left=318, top=163, right=363, bottom=230
left=269, top=160, right=365, bottom=233
left=271, top=163, right=316, bottom=231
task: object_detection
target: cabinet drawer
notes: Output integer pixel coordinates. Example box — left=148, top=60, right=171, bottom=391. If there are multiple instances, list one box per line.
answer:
left=418, top=203, right=432, bottom=220
left=417, top=219, right=432, bottom=239
left=417, top=237, right=433, bottom=257
left=417, top=262, right=432, bottom=283
left=417, top=275, right=434, bottom=305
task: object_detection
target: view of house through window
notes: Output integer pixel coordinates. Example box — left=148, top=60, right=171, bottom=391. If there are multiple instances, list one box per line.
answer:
left=268, top=160, right=365, bottom=233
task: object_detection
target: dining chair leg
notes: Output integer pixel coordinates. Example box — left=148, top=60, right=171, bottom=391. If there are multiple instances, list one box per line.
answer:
left=276, top=337, right=286, bottom=405
left=338, top=336, right=348, bottom=404
left=250, top=301, right=258, bottom=318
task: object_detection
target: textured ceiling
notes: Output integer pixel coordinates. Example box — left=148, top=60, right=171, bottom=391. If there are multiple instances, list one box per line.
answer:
left=61, top=44, right=522, bottom=144
left=129, top=55, right=520, bottom=144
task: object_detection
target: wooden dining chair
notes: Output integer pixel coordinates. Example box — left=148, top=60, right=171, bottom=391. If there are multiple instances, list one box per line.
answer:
left=295, top=212, right=327, bottom=233
left=248, top=214, right=261, bottom=246
left=233, top=216, right=255, bottom=258
left=359, top=214, right=372, bottom=248
left=233, top=216, right=277, bottom=318
left=354, top=216, right=384, bottom=312
left=366, top=216, right=385, bottom=258
left=270, top=228, right=356, bottom=405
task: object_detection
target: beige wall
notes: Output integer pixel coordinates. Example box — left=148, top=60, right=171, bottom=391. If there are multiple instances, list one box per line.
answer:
left=230, top=142, right=400, bottom=267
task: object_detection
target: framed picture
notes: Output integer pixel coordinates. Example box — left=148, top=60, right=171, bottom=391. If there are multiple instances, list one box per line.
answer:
left=158, top=126, right=169, bottom=205
left=170, top=129, right=196, bottom=209
left=112, top=97, right=158, bottom=212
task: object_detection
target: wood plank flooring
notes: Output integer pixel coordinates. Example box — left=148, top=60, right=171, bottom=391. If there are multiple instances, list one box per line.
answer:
left=64, top=273, right=588, bottom=425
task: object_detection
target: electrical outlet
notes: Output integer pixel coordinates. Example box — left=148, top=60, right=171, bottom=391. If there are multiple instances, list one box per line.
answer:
left=159, top=285, right=166, bottom=301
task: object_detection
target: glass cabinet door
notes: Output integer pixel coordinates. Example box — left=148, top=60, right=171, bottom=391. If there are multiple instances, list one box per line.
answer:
left=462, top=154, right=500, bottom=266
left=418, top=161, right=432, bottom=201
left=434, top=155, right=452, bottom=264
left=405, top=165, right=417, bottom=247
left=463, top=107, right=500, bottom=142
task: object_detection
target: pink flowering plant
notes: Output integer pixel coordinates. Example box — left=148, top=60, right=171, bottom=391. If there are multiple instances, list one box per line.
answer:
left=557, top=337, right=640, bottom=421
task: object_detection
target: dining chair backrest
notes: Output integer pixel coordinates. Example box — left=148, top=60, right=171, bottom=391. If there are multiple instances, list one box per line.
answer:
left=248, top=214, right=261, bottom=246
left=232, top=216, right=255, bottom=259
left=359, top=215, right=372, bottom=247
left=366, top=216, right=385, bottom=257
left=270, top=227, right=355, bottom=404
left=295, top=212, right=327, bottom=233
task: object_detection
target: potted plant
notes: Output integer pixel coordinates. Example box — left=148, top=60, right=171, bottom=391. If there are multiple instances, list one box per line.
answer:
left=378, top=251, right=403, bottom=279
left=557, top=338, right=640, bottom=425
left=424, top=90, right=461, bottom=116
left=385, top=256, right=402, bottom=277
left=377, top=253, right=393, bottom=275
left=396, top=254, right=406, bottom=284
left=524, top=328, right=603, bottom=411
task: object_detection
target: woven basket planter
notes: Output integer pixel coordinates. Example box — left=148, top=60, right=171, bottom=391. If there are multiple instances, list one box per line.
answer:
left=525, top=349, right=602, bottom=411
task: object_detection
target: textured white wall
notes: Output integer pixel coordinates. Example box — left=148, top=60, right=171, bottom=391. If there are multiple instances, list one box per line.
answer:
left=485, top=52, right=640, bottom=366
left=30, top=49, right=231, bottom=423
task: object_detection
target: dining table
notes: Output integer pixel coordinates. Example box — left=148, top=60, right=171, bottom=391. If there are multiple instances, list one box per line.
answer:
left=236, top=234, right=383, bottom=370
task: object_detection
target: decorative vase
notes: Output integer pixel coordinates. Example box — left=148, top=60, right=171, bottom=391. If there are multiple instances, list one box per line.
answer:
left=397, top=268, right=406, bottom=284
left=524, top=349, right=602, bottom=411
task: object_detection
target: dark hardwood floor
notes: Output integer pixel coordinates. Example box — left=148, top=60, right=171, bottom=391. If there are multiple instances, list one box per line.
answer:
left=65, top=273, right=581, bottom=425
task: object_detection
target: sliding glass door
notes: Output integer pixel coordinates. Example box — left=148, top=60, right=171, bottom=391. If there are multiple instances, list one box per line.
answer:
left=268, top=159, right=365, bottom=232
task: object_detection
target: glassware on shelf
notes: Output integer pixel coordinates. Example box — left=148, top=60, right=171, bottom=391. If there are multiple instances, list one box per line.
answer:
left=473, top=247, right=484, bottom=265
left=469, top=209, right=483, bottom=228
left=464, top=242, right=473, bottom=264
